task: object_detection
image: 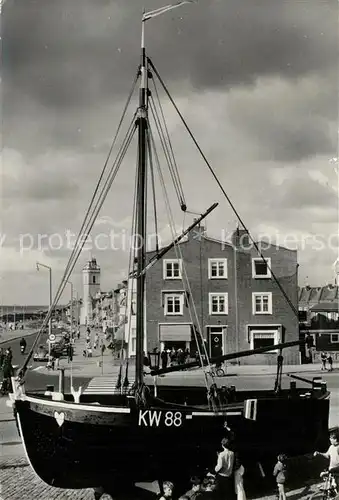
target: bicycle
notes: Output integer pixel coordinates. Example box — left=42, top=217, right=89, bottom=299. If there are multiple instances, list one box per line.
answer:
left=308, top=471, right=338, bottom=499
left=205, top=364, right=225, bottom=377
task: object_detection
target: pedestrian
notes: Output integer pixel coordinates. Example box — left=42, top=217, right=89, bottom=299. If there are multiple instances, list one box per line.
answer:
left=158, top=481, right=174, bottom=500
left=233, top=451, right=246, bottom=500
left=314, top=430, right=339, bottom=487
left=321, top=351, right=327, bottom=371
left=5, top=347, right=13, bottom=364
left=0, top=348, right=4, bottom=370
left=161, top=349, right=168, bottom=370
left=327, top=353, right=333, bottom=371
left=2, top=350, right=14, bottom=393
left=273, top=454, right=288, bottom=500
left=67, top=343, right=73, bottom=363
left=214, top=437, right=236, bottom=499
left=77, top=328, right=80, bottom=340
left=94, top=332, right=99, bottom=350
left=170, top=347, right=176, bottom=366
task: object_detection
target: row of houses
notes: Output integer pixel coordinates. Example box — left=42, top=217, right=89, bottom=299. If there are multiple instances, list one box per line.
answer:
left=82, top=227, right=338, bottom=365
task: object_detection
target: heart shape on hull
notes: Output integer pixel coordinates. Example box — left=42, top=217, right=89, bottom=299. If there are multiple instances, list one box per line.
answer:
left=54, top=411, right=65, bottom=427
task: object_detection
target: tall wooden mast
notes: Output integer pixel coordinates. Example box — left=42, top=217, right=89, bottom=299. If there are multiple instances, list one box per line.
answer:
left=135, top=17, right=148, bottom=387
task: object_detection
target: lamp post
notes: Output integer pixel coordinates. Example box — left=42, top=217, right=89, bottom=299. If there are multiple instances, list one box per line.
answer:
left=67, top=281, right=74, bottom=336
left=36, top=262, right=53, bottom=351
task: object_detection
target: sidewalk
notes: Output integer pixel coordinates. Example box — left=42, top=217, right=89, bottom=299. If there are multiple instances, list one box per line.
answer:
left=35, top=326, right=122, bottom=377
left=35, top=329, right=339, bottom=378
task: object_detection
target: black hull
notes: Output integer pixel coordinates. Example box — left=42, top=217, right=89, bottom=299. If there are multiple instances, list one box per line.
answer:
left=14, top=390, right=330, bottom=489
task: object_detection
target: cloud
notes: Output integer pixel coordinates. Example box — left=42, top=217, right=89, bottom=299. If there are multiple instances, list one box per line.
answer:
left=1, top=0, right=337, bottom=303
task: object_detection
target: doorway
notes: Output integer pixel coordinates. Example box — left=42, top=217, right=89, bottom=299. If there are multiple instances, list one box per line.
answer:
left=208, top=326, right=225, bottom=358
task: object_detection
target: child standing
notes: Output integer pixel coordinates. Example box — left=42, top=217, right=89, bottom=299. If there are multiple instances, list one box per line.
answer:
left=273, top=454, right=287, bottom=500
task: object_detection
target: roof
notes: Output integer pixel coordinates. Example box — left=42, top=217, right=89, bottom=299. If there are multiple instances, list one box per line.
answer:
left=310, top=301, right=339, bottom=313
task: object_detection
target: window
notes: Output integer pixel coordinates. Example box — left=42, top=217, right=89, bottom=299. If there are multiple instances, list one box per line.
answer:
left=331, top=334, right=339, bottom=343
left=252, top=258, right=271, bottom=278
left=164, top=294, right=184, bottom=315
left=163, top=259, right=182, bottom=279
left=250, top=330, right=279, bottom=351
left=209, top=293, right=228, bottom=315
left=131, top=328, right=136, bottom=353
left=252, top=293, right=272, bottom=314
left=93, top=276, right=96, bottom=284
left=208, top=259, right=228, bottom=279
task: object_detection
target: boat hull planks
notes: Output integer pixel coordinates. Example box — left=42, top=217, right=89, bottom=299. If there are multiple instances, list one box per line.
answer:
left=14, top=392, right=330, bottom=489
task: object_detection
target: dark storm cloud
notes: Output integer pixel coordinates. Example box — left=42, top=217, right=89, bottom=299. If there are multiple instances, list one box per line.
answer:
left=3, top=0, right=338, bottom=112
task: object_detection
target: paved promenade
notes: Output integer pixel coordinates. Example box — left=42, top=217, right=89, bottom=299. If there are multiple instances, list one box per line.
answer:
left=32, top=325, right=339, bottom=378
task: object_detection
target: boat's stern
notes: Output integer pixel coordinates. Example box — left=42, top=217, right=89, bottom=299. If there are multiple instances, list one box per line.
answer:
left=240, top=380, right=330, bottom=458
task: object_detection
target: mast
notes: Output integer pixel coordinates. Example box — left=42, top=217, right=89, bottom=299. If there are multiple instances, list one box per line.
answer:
left=135, top=17, right=148, bottom=387
left=135, top=1, right=194, bottom=388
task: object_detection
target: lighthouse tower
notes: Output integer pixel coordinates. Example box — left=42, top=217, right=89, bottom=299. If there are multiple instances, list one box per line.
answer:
left=80, top=257, right=101, bottom=325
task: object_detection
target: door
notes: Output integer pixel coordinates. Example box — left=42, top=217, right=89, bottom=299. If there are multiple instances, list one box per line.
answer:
left=208, top=327, right=225, bottom=358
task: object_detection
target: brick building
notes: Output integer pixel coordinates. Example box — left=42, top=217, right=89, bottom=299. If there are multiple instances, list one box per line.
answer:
left=145, top=226, right=299, bottom=365
left=298, top=285, right=339, bottom=357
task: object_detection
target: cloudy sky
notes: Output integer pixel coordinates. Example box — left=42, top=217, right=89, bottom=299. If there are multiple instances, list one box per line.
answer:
left=1, top=0, right=338, bottom=306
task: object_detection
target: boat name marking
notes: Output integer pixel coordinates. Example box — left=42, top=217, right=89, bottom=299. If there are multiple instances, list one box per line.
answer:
left=138, top=410, right=183, bottom=427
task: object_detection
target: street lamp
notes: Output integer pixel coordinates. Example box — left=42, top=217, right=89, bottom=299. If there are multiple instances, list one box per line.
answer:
left=148, top=350, right=161, bottom=370
left=67, top=280, right=74, bottom=335
left=36, top=262, right=53, bottom=344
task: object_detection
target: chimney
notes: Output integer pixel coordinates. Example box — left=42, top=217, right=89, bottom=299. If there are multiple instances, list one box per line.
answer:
left=188, top=219, right=206, bottom=241
left=231, top=228, right=251, bottom=250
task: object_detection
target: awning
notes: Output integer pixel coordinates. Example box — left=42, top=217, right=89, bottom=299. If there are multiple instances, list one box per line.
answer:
left=159, top=323, right=191, bottom=342
left=114, top=325, right=125, bottom=340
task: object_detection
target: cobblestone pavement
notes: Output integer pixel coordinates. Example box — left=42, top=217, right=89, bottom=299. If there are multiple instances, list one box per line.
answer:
left=0, top=455, right=324, bottom=500
left=0, top=457, right=94, bottom=500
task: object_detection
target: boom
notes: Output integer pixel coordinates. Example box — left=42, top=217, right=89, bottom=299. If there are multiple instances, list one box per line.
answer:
left=150, top=339, right=305, bottom=376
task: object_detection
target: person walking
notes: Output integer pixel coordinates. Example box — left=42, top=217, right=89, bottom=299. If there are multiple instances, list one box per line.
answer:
left=321, top=351, right=327, bottom=371
left=273, top=454, right=288, bottom=500
left=67, top=343, right=73, bottom=363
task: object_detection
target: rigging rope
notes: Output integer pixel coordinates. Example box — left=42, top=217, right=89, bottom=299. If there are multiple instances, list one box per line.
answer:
left=150, top=77, right=187, bottom=211
left=146, top=120, right=214, bottom=395
left=19, top=110, right=139, bottom=378
left=147, top=56, right=299, bottom=321
left=117, top=147, right=140, bottom=383
left=148, top=144, right=160, bottom=252
left=148, top=98, right=183, bottom=211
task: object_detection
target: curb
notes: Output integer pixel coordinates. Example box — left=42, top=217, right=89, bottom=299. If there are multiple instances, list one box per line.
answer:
left=0, top=330, right=38, bottom=345
left=0, top=456, right=28, bottom=470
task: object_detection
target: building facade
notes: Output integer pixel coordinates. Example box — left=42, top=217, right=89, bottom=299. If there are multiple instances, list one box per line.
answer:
left=298, top=285, right=339, bottom=357
left=80, top=257, right=101, bottom=325
left=144, top=227, right=300, bottom=365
